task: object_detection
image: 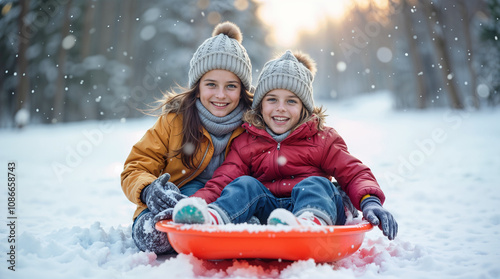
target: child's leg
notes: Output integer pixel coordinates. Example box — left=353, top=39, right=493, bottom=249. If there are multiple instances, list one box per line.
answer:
left=210, top=176, right=280, bottom=224
left=179, top=180, right=205, bottom=196
left=291, top=176, right=346, bottom=225
left=132, top=209, right=175, bottom=254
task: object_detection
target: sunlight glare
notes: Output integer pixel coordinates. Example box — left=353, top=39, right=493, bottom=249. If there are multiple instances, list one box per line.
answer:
left=256, top=0, right=350, bottom=47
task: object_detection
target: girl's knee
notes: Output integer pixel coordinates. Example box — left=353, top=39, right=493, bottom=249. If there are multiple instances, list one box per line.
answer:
left=132, top=211, right=173, bottom=254
left=180, top=181, right=204, bottom=196
left=295, top=176, right=337, bottom=193
left=221, top=176, right=268, bottom=197
left=233, top=175, right=259, bottom=184
left=228, top=176, right=263, bottom=190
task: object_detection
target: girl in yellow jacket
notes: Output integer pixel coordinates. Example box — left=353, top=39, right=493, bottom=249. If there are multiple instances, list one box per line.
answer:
left=121, top=22, right=253, bottom=254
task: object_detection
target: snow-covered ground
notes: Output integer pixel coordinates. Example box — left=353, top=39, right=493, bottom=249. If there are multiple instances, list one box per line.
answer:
left=1, top=91, right=499, bottom=278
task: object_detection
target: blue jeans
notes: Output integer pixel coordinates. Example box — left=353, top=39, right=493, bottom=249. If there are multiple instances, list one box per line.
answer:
left=209, top=176, right=346, bottom=226
left=179, top=179, right=205, bottom=196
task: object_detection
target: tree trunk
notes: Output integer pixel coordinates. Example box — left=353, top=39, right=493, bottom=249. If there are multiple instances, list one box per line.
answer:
left=80, top=1, right=95, bottom=60
left=458, top=0, right=480, bottom=109
left=16, top=0, right=31, bottom=127
left=117, top=0, right=134, bottom=65
left=98, top=1, right=116, bottom=58
left=421, top=0, right=464, bottom=109
left=402, top=0, right=427, bottom=109
left=52, top=0, right=72, bottom=123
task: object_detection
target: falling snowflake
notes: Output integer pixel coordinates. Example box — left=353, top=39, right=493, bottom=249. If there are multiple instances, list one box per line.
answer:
left=183, top=143, right=195, bottom=155
left=277, top=156, right=287, bottom=166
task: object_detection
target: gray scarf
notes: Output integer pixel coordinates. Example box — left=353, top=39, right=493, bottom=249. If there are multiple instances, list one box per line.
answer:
left=266, top=126, right=291, bottom=143
left=195, top=99, right=244, bottom=183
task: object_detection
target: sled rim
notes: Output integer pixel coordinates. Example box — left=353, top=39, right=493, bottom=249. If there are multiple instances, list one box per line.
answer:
left=156, top=220, right=372, bottom=262
left=156, top=220, right=373, bottom=237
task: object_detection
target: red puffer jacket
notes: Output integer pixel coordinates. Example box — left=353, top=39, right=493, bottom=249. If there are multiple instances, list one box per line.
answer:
left=192, top=117, right=386, bottom=210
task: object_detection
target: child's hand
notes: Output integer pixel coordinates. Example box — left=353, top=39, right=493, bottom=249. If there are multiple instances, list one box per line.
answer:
left=141, top=173, right=187, bottom=215
left=361, top=196, right=398, bottom=240
left=153, top=208, right=174, bottom=223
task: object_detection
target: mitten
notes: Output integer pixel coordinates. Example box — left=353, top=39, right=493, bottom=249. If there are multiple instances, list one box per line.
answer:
left=153, top=208, right=174, bottom=223
left=361, top=196, right=398, bottom=240
left=132, top=210, right=175, bottom=254
left=140, top=173, right=187, bottom=215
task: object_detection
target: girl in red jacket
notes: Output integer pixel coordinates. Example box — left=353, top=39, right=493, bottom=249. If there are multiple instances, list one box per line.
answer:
left=172, top=50, right=397, bottom=240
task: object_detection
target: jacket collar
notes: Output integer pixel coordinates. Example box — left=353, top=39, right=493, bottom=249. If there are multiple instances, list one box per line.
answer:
left=243, top=116, right=319, bottom=142
left=202, top=125, right=246, bottom=156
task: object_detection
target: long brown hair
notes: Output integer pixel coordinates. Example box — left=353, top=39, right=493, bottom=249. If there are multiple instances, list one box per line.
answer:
left=153, top=82, right=253, bottom=169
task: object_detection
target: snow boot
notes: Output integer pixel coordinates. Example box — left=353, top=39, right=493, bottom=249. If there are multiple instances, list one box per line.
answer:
left=267, top=208, right=326, bottom=226
left=173, top=197, right=222, bottom=225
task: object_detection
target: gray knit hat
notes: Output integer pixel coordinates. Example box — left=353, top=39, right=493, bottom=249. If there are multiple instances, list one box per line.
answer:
left=188, top=22, right=252, bottom=91
left=253, top=50, right=315, bottom=113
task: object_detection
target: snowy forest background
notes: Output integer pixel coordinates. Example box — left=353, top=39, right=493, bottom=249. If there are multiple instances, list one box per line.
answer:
left=0, top=0, right=499, bottom=128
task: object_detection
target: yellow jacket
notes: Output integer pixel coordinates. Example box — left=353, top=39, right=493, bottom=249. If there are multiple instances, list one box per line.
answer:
left=121, top=112, right=245, bottom=220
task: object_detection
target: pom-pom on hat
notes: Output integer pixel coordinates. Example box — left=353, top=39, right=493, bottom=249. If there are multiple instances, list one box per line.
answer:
left=253, top=50, right=316, bottom=113
left=188, top=22, right=252, bottom=91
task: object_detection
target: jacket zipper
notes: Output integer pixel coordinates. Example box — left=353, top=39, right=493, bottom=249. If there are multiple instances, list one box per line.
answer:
left=274, top=141, right=282, bottom=179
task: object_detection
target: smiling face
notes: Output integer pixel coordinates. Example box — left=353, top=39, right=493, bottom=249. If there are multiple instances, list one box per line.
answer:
left=261, top=89, right=303, bottom=135
left=198, top=69, right=242, bottom=117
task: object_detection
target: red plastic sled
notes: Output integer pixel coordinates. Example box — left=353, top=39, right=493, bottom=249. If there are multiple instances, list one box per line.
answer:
left=155, top=220, right=372, bottom=263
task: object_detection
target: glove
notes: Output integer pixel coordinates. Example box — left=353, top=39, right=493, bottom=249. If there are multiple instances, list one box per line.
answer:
left=361, top=196, right=398, bottom=240
left=153, top=208, right=174, bottom=223
left=140, top=173, right=187, bottom=215
left=133, top=210, right=174, bottom=254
